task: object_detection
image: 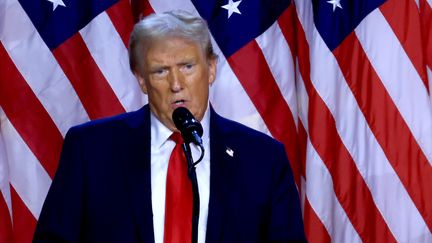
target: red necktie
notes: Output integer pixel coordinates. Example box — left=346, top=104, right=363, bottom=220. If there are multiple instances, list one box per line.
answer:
left=164, top=132, right=193, bottom=243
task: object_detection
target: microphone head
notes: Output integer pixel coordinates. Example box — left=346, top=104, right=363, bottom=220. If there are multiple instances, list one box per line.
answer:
left=172, top=107, right=203, bottom=144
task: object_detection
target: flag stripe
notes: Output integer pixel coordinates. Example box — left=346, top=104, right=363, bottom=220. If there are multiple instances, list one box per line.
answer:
left=299, top=108, right=330, bottom=241
left=380, top=0, right=429, bottom=88
left=334, top=31, right=432, bottom=239
left=297, top=0, right=432, bottom=240
left=226, top=41, right=301, bottom=186
left=293, top=4, right=397, bottom=241
left=427, top=0, right=432, bottom=8
left=105, top=0, right=135, bottom=48
left=426, top=0, right=432, bottom=96
left=0, top=126, right=11, bottom=209
left=52, top=34, right=126, bottom=120
left=0, top=0, right=89, bottom=136
left=291, top=8, right=359, bottom=241
left=131, top=0, right=155, bottom=22
left=149, top=0, right=198, bottom=15
left=302, top=8, right=430, bottom=243
left=211, top=58, right=272, bottom=133
left=304, top=139, right=362, bottom=243
left=290, top=15, right=343, bottom=241
left=296, top=75, right=308, bottom=180
left=255, top=22, right=298, bottom=130
left=304, top=198, right=331, bottom=243
left=3, top=115, right=52, bottom=219
left=356, top=9, right=432, bottom=164
left=421, top=0, right=432, bottom=70
left=277, top=5, right=298, bottom=69
left=307, top=89, right=396, bottom=243
left=279, top=4, right=310, bottom=181
left=79, top=12, right=145, bottom=113
left=0, top=192, right=13, bottom=243
left=11, top=186, right=37, bottom=243
left=0, top=43, right=63, bottom=178
left=255, top=24, right=302, bottom=185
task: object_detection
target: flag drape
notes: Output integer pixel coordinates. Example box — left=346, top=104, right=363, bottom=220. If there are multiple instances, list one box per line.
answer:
left=1, top=0, right=431, bottom=242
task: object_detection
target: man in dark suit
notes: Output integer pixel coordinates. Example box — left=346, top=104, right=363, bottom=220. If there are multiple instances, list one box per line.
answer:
left=34, top=10, right=306, bottom=243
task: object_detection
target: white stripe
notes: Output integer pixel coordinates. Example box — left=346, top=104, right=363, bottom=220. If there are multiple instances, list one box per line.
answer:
left=428, top=66, right=432, bottom=103
left=148, top=0, right=272, bottom=136
left=0, top=109, right=12, bottom=218
left=356, top=9, right=432, bottom=164
left=211, top=59, right=272, bottom=135
left=256, top=22, right=298, bottom=129
left=305, top=140, right=362, bottom=243
left=296, top=63, right=361, bottom=243
left=427, top=0, right=432, bottom=9
left=296, top=1, right=431, bottom=241
left=79, top=12, right=147, bottom=112
left=149, top=0, right=199, bottom=16
left=0, top=0, right=89, bottom=136
left=1, top=116, right=52, bottom=219
left=296, top=59, right=309, bottom=130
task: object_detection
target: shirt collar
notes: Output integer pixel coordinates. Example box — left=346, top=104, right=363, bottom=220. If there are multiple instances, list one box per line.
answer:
left=150, top=104, right=210, bottom=149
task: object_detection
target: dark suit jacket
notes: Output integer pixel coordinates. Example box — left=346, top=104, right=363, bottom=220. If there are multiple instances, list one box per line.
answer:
left=34, top=105, right=306, bottom=243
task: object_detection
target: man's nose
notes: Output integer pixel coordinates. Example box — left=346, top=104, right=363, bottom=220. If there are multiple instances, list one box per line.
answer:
left=168, top=69, right=184, bottom=92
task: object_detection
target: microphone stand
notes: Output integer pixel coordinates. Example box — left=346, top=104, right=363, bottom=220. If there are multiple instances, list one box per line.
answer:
left=181, top=143, right=200, bottom=243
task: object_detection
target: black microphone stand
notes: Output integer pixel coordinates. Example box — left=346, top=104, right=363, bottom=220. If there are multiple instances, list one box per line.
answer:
left=181, top=143, right=201, bottom=243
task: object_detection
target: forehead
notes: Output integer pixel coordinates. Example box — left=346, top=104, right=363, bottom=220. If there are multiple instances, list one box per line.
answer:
left=144, top=37, right=205, bottom=64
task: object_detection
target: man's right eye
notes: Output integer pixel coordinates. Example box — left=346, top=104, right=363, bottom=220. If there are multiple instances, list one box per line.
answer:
left=152, top=69, right=167, bottom=77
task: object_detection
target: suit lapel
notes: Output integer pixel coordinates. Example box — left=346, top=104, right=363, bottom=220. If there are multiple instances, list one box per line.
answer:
left=123, top=105, right=155, bottom=243
left=205, top=108, right=239, bottom=243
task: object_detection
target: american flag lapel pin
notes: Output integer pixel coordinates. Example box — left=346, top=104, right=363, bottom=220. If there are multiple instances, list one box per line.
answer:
left=225, top=147, right=234, bottom=157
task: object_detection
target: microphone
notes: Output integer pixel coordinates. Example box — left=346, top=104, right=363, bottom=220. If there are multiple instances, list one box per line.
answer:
left=172, top=107, right=204, bottom=147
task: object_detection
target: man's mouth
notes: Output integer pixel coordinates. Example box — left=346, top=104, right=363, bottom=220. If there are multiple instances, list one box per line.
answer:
left=172, top=99, right=186, bottom=108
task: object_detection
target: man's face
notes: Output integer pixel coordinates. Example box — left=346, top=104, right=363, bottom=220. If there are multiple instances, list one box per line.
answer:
left=135, top=37, right=216, bottom=131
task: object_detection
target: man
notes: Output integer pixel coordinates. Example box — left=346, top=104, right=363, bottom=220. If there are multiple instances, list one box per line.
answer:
left=34, top=11, right=306, bottom=243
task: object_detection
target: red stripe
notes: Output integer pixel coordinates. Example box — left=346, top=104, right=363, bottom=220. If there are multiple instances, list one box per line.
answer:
left=106, top=0, right=135, bottom=47
left=380, top=0, right=429, bottom=90
left=299, top=123, right=332, bottom=243
left=0, top=191, right=13, bottom=243
left=52, top=33, right=125, bottom=120
left=420, top=0, right=432, bottom=71
left=304, top=198, right=331, bottom=243
left=283, top=7, right=331, bottom=240
left=297, top=123, right=307, bottom=180
left=11, top=186, right=37, bottom=243
left=277, top=5, right=298, bottom=71
left=279, top=4, right=305, bottom=180
left=0, top=44, right=63, bottom=178
left=131, top=0, right=155, bottom=22
left=333, top=32, right=432, bottom=232
left=293, top=14, right=397, bottom=243
left=226, top=41, right=301, bottom=187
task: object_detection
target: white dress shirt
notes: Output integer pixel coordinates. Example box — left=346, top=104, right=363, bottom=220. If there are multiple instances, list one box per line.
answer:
left=150, top=107, right=211, bottom=243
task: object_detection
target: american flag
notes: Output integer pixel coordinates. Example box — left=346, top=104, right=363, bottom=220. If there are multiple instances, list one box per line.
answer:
left=0, top=0, right=431, bottom=242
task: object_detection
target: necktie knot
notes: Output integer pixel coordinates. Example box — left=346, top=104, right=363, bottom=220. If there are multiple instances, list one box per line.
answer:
left=170, top=132, right=184, bottom=145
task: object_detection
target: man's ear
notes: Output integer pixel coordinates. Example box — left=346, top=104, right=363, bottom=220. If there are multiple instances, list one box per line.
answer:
left=135, top=72, right=148, bottom=94
left=208, top=57, right=217, bottom=85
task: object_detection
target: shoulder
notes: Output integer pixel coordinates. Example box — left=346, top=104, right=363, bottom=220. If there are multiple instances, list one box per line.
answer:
left=68, top=106, right=148, bottom=134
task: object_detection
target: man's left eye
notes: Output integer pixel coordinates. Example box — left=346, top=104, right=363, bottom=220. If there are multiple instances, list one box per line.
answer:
left=185, top=64, right=194, bottom=69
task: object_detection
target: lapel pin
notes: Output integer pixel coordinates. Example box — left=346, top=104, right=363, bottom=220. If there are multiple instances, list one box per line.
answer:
left=225, top=147, right=234, bottom=157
